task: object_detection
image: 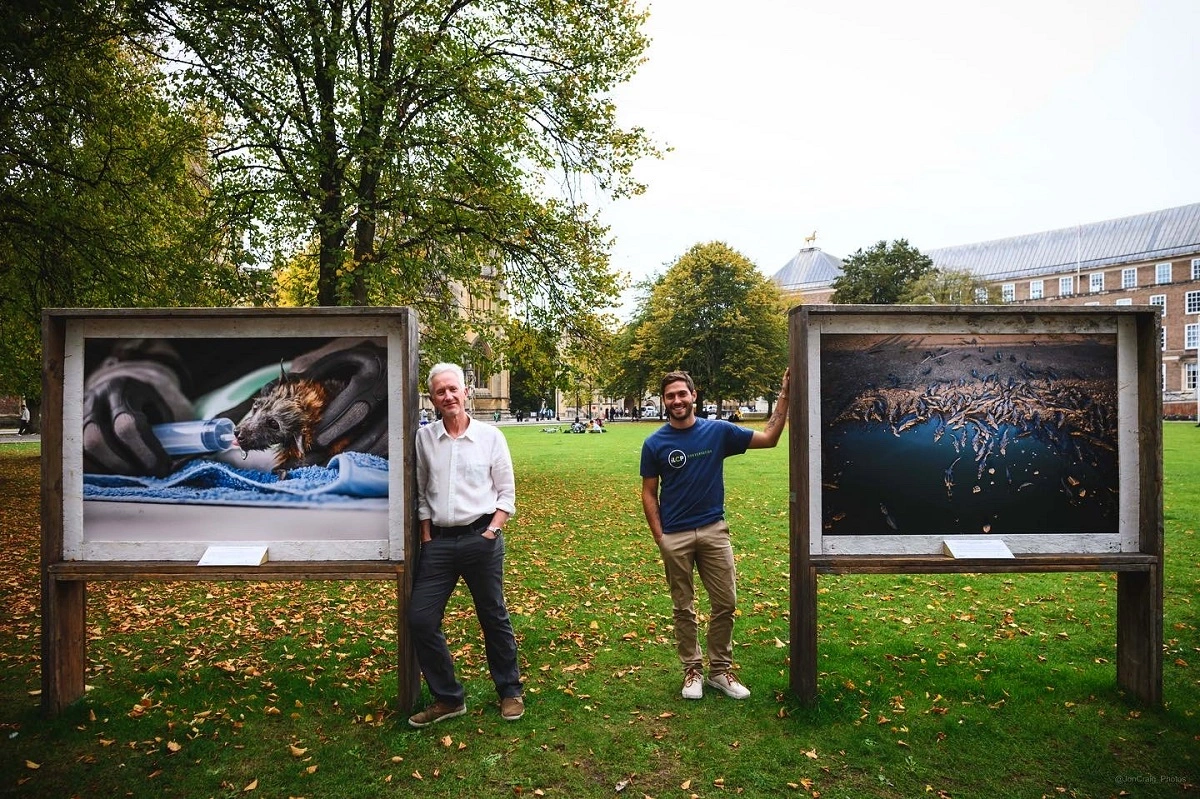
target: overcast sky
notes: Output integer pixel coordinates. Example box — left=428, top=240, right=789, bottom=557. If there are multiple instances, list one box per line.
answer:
left=598, top=0, right=1200, bottom=312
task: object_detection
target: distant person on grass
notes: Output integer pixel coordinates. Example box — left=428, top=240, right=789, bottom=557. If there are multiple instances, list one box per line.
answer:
left=408, top=362, right=524, bottom=727
left=640, top=368, right=790, bottom=700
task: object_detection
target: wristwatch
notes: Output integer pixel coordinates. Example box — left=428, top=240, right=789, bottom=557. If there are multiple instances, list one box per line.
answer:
left=486, top=526, right=503, bottom=535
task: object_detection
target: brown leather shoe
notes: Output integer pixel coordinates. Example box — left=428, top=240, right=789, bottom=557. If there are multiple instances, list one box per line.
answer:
left=500, top=695, right=525, bottom=721
left=408, top=700, right=466, bottom=728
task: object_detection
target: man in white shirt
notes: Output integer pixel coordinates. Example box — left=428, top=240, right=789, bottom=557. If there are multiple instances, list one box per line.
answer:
left=408, top=363, right=524, bottom=726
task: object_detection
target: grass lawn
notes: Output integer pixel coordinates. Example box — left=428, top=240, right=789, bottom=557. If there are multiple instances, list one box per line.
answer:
left=0, top=423, right=1196, bottom=798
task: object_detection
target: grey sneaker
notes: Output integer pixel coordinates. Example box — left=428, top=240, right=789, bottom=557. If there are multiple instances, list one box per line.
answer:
left=408, top=700, right=466, bottom=728
left=705, top=672, right=750, bottom=699
left=681, top=667, right=704, bottom=700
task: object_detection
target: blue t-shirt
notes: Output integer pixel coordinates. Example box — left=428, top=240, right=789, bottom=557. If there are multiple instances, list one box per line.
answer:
left=640, top=417, right=753, bottom=534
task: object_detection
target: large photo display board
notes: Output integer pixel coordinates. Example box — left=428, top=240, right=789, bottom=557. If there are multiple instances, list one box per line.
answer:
left=41, top=308, right=422, bottom=715
left=788, top=304, right=1164, bottom=706
left=798, top=306, right=1146, bottom=556
left=49, top=308, right=417, bottom=562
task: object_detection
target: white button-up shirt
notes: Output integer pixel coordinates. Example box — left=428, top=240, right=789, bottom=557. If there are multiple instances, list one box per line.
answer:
left=416, top=417, right=516, bottom=526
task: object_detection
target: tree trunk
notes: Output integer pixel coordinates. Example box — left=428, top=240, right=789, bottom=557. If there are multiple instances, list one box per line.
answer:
left=351, top=180, right=377, bottom=306
left=317, top=212, right=348, bottom=306
left=348, top=0, right=395, bottom=307
left=314, top=10, right=347, bottom=307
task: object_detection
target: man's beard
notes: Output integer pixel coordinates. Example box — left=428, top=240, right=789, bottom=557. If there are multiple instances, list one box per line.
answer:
left=668, top=399, right=694, bottom=420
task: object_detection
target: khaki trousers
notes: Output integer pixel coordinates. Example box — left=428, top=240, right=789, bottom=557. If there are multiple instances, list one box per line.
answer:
left=657, top=518, right=737, bottom=675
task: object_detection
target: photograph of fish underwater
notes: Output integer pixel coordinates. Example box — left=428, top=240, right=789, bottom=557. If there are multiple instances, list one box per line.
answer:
left=819, top=332, right=1119, bottom=537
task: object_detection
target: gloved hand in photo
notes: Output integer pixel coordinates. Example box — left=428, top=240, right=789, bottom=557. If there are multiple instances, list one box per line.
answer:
left=82, top=343, right=194, bottom=477
left=292, top=339, right=389, bottom=457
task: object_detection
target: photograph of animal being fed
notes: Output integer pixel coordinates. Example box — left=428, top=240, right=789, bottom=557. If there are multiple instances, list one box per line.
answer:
left=234, top=353, right=385, bottom=475
left=79, top=335, right=390, bottom=545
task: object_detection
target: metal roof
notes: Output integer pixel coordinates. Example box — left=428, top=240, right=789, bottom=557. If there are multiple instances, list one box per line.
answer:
left=771, top=203, right=1200, bottom=292
left=926, top=203, right=1200, bottom=282
left=770, top=247, right=844, bottom=291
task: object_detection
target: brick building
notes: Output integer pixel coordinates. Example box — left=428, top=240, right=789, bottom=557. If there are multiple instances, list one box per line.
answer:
left=771, top=202, right=1200, bottom=417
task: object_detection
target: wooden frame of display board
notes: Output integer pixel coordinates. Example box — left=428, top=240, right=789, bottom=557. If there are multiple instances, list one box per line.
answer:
left=40, top=307, right=421, bottom=715
left=788, top=305, right=1163, bottom=705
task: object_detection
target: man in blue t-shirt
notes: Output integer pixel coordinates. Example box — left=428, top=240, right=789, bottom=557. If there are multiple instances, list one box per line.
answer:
left=640, top=368, right=790, bottom=700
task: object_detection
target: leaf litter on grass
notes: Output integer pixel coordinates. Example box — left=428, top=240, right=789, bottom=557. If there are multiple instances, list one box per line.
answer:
left=3, top=426, right=1200, bottom=798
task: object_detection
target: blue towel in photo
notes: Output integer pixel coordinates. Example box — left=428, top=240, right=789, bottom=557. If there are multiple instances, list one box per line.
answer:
left=84, top=451, right=389, bottom=507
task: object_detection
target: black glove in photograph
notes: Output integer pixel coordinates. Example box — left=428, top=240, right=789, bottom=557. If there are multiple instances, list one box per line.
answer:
left=297, top=341, right=389, bottom=456
left=82, top=360, right=193, bottom=477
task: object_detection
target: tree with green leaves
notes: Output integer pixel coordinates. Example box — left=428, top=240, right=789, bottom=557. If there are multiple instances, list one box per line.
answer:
left=0, top=0, right=252, bottom=422
left=151, top=0, right=657, bottom=354
left=506, top=319, right=560, bottom=415
left=565, top=314, right=616, bottom=417
left=900, top=268, right=1000, bottom=305
left=632, top=242, right=788, bottom=411
left=830, top=239, right=934, bottom=304
left=604, top=317, right=652, bottom=410
left=603, top=275, right=658, bottom=408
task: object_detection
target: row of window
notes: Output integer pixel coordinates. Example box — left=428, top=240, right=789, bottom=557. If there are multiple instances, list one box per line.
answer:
left=995, top=285, right=1200, bottom=316
left=1152, top=323, right=1200, bottom=351
left=999, top=258, right=1200, bottom=303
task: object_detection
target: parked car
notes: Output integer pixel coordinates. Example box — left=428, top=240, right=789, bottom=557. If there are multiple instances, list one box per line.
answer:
left=641, top=405, right=659, bottom=417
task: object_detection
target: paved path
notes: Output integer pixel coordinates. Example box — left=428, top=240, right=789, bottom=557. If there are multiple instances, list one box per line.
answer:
left=0, top=427, right=39, bottom=443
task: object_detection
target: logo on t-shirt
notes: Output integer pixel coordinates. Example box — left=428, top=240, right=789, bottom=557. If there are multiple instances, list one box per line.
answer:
left=668, top=449, right=687, bottom=469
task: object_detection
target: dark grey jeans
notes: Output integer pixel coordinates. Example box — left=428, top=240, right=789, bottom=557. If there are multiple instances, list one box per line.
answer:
left=408, top=531, right=522, bottom=705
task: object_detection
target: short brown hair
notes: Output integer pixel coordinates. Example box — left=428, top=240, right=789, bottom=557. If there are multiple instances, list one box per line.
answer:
left=660, top=370, right=695, bottom=396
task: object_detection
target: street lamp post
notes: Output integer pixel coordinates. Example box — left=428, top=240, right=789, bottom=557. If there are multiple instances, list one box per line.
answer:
left=464, top=366, right=475, bottom=418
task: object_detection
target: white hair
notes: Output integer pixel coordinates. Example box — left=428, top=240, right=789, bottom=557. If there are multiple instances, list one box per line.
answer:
left=427, top=362, right=465, bottom=393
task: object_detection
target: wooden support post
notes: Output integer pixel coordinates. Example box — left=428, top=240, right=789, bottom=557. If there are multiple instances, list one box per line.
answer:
left=1116, top=570, right=1163, bottom=705
left=1118, top=308, right=1165, bottom=705
left=395, top=310, right=421, bottom=714
left=791, top=565, right=818, bottom=705
left=788, top=307, right=819, bottom=704
left=395, top=576, right=420, bottom=713
left=41, top=577, right=87, bottom=715
left=40, top=310, right=87, bottom=715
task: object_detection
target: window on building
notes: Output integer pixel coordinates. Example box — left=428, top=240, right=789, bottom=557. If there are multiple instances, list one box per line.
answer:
left=1089, top=272, right=1104, bottom=293
left=1084, top=301, right=1101, bottom=306
left=1186, top=362, right=1198, bottom=391
left=1001, top=283, right=1015, bottom=302
left=1029, top=279, right=1043, bottom=300
left=1188, top=290, right=1200, bottom=315
left=974, top=287, right=988, bottom=303
left=1059, top=276, right=1073, bottom=296
left=1186, top=323, right=1200, bottom=350
left=1162, top=327, right=1167, bottom=351
left=1156, top=262, right=1173, bottom=284
left=1121, top=267, right=1137, bottom=288
left=1114, top=298, right=1133, bottom=306
left=1163, top=364, right=1167, bottom=392
left=1192, top=258, right=1200, bottom=280
left=1150, top=294, right=1166, bottom=316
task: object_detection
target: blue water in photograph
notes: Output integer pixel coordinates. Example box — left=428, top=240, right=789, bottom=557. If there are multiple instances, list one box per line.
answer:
left=822, top=416, right=1119, bottom=536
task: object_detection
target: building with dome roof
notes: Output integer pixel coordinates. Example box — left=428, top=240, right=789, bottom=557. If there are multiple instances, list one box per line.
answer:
left=770, top=246, right=844, bottom=303
left=770, top=202, right=1200, bottom=417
